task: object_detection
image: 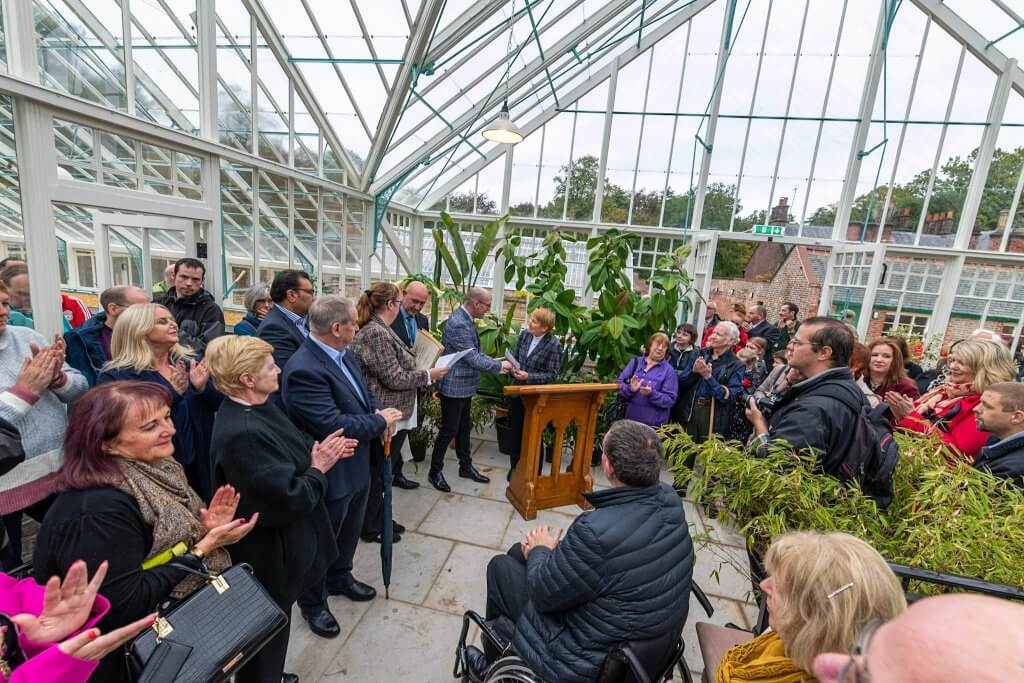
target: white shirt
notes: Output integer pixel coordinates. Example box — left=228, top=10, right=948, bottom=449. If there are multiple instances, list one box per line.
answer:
left=528, top=334, right=543, bottom=357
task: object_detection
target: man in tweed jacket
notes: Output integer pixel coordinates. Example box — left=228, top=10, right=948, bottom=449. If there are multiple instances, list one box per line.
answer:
left=428, top=288, right=512, bottom=492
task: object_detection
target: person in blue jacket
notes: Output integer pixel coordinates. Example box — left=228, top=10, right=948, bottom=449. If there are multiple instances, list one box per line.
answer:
left=64, top=286, right=149, bottom=386
left=96, top=303, right=222, bottom=500
left=678, top=320, right=744, bottom=445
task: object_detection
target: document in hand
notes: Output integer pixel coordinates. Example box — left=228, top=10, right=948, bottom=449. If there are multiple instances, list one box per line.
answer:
left=436, top=348, right=473, bottom=369
left=504, top=349, right=521, bottom=370
left=413, top=330, right=444, bottom=371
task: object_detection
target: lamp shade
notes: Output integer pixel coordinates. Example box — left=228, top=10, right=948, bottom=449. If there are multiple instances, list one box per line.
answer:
left=482, top=102, right=524, bottom=144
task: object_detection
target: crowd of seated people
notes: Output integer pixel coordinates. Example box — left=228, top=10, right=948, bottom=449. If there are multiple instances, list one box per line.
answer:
left=4, top=270, right=1024, bottom=683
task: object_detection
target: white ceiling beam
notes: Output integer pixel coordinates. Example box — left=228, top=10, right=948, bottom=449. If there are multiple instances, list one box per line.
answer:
left=419, top=0, right=720, bottom=208
left=423, top=0, right=509, bottom=65
left=241, top=0, right=361, bottom=182
left=361, top=0, right=447, bottom=189
left=369, top=0, right=639, bottom=194
left=909, top=0, right=1024, bottom=98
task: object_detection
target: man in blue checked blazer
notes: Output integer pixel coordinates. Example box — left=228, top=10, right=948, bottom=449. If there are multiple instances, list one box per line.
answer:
left=428, top=287, right=513, bottom=492
left=282, top=295, right=403, bottom=639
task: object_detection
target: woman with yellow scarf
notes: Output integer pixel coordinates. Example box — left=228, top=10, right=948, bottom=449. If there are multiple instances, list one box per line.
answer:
left=715, top=532, right=905, bottom=683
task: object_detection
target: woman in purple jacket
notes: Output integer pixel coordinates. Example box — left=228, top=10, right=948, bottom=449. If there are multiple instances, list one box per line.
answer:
left=616, top=332, right=679, bottom=427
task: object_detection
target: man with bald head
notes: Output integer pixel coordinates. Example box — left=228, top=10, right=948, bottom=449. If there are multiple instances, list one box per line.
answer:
left=388, top=279, right=433, bottom=488
left=64, top=285, right=150, bottom=385
left=814, top=593, right=1024, bottom=682
left=428, top=287, right=512, bottom=492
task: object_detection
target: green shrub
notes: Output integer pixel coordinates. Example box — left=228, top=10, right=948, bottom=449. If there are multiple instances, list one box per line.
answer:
left=661, top=423, right=1024, bottom=593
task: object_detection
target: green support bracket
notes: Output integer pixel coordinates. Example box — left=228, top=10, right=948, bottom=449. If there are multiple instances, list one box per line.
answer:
left=569, top=47, right=584, bottom=64
left=986, top=22, right=1024, bottom=49
left=524, top=0, right=558, bottom=108
left=695, top=134, right=712, bottom=153
left=409, top=89, right=487, bottom=160
left=857, top=138, right=888, bottom=160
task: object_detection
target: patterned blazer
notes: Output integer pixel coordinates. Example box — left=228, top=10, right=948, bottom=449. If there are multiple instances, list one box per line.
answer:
left=350, top=316, right=429, bottom=419
left=435, top=306, right=502, bottom=398
left=512, top=330, right=562, bottom=385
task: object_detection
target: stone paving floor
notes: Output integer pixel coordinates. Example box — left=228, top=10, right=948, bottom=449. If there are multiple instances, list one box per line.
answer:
left=284, top=430, right=758, bottom=682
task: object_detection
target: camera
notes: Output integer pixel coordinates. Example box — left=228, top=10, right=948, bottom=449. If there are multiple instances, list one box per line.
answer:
left=755, top=393, right=782, bottom=420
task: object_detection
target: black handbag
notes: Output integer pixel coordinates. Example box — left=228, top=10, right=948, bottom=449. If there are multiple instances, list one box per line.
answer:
left=602, top=358, right=638, bottom=426
left=127, top=563, right=287, bottom=683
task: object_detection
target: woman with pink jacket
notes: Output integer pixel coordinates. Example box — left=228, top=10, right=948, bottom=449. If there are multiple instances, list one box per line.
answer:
left=1, top=560, right=153, bottom=682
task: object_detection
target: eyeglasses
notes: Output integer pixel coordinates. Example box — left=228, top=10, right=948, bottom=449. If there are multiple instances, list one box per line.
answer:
left=837, top=618, right=882, bottom=683
left=290, top=287, right=315, bottom=295
left=390, top=299, right=402, bottom=306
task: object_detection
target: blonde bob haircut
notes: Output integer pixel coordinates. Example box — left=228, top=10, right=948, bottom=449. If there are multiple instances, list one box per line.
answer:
left=105, top=303, right=193, bottom=372
left=764, top=531, right=906, bottom=674
left=950, top=339, right=1016, bottom=393
left=529, top=307, right=555, bottom=331
left=205, top=336, right=274, bottom=396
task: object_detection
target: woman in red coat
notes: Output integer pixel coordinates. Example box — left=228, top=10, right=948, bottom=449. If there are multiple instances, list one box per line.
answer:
left=866, top=338, right=920, bottom=402
left=889, top=340, right=1016, bottom=462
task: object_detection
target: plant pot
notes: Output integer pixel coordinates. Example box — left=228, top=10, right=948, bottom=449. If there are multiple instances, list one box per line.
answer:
left=495, top=415, right=517, bottom=456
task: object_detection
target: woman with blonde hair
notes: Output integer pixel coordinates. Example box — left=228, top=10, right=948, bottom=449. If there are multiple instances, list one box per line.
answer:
left=206, top=335, right=354, bottom=683
left=97, top=303, right=222, bottom=499
left=507, top=307, right=562, bottom=475
left=715, top=531, right=906, bottom=683
left=350, top=282, right=448, bottom=542
left=890, top=340, right=1017, bottom=462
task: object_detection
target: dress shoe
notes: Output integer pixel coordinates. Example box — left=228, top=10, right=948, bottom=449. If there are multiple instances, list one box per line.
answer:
left=360, top=530, right=402, bottom=544
left=301, top=607, right=340, bottom=638
left=392, top=473, right=420, bottom=490
left=459, top=464, right=490, bottom=484
left=282, top=674, right=299, bottom=683
left=327, top=576, right=377, bottom=602
left=463, top=645, right=491, bottom=681
left=429, top=471, right=451, bottom=492
left=393, top=521, right=406, bottom=534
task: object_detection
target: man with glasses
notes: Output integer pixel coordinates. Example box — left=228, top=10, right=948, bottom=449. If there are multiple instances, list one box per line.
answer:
left=745, top=316, right=864, bottom=476
left=813, top=593, right=1024, bottom=682
left=428, top=287, right=513, bottom=492
left=259, top=269, right=316, bottom=371
left=388, top=280, right=432, bottom=488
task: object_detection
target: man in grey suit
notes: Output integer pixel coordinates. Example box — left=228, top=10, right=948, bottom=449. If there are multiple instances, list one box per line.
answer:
left=428, top=287, right=512, bottom=492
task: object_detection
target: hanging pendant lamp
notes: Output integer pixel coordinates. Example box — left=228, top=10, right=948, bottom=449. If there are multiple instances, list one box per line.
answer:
left=482, top=100, right=524, bottom=144
left=482, top=0, right=523, bottom=145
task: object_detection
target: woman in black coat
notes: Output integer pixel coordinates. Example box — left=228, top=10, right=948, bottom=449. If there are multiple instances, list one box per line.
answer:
left=205, top=336, right=355, bottom=683
left=33, top=381, right=257, bottom=683
left=507, top=308, right=563, bottom=475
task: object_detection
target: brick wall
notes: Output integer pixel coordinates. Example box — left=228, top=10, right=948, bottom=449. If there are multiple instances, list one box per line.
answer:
left=709, top=246, right=822, bottom=323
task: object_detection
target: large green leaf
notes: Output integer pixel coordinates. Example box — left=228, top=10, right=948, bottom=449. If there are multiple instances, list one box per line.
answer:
left=605, top=316, right=625, bottom=339
left=472, top=215, right=504, bottom=277
left=433, top=228, right=463, bottom=287
left=442, top=214, right=470, bottom=281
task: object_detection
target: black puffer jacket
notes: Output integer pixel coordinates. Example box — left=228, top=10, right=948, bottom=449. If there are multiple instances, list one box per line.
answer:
left=157, top=287, right=225, bottom=355
left=511, top=482, right=694, bottom=682
left=974, top=433, right=1024, bottom=488
left=759, top=366, right=865, bottom=475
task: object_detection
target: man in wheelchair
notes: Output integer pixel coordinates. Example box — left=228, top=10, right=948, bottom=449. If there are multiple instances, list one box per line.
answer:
left=463, top=420, right=695, bottom=682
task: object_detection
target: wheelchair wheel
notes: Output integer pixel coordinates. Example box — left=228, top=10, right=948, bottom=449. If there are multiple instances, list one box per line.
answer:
left=484, top=655, right=542, bottom=682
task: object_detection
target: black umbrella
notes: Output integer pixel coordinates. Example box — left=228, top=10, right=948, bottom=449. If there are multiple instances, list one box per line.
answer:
left=381, top=437, right=394, bottom=599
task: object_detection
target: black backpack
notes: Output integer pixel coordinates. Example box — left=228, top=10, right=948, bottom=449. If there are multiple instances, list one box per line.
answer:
left=817, top=387, right=901, bottom=508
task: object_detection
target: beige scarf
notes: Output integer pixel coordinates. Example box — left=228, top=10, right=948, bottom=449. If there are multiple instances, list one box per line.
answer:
left=117, top=458, right=231, bottom=598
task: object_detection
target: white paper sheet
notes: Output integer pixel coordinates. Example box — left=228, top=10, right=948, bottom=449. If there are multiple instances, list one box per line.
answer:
left=436, top=348, right=472, bottom=369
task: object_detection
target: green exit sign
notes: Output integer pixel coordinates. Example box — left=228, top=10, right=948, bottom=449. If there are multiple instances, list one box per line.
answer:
left=752, top=224, right=784, bottom=236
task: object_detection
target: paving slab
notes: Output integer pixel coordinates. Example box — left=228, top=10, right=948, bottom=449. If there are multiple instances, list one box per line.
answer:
left=284, top=598, right=373, bottom=682
left=423, top=542, right=498, bottom=616
left=419, top=493, right=513, bottom=549
left=390, top=481, right=443, bottom=531
left=320, top=600, right=463, bottom=683
left=352, top=531, right=455, bottom=605
left=693, top=540, right=757, bottom=604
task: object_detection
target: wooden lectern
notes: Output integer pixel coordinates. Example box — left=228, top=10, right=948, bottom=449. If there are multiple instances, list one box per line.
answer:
left=504, top=383, right=620, bottom=520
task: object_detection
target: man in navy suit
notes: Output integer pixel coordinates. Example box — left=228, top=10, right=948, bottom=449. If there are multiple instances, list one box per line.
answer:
left=283, top=295, right=403, bottom=639
left=388, top=280, right=431, bottom=488
left=258, top=269, right=315, bottom=371
left=428, top=287, right=512, bottom=492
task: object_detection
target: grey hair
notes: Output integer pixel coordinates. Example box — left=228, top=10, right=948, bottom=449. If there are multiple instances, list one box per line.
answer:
left=602, top=420, right=663, bottom=487
left=715, top=320, right=740, bottom=343
left=243, top=282, right=271, bottom=315
left=750, top=304, right=767, bottom=319
left=308, top=295, right=355, bottom=334
left=465, top=286, right=491, bottom=304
